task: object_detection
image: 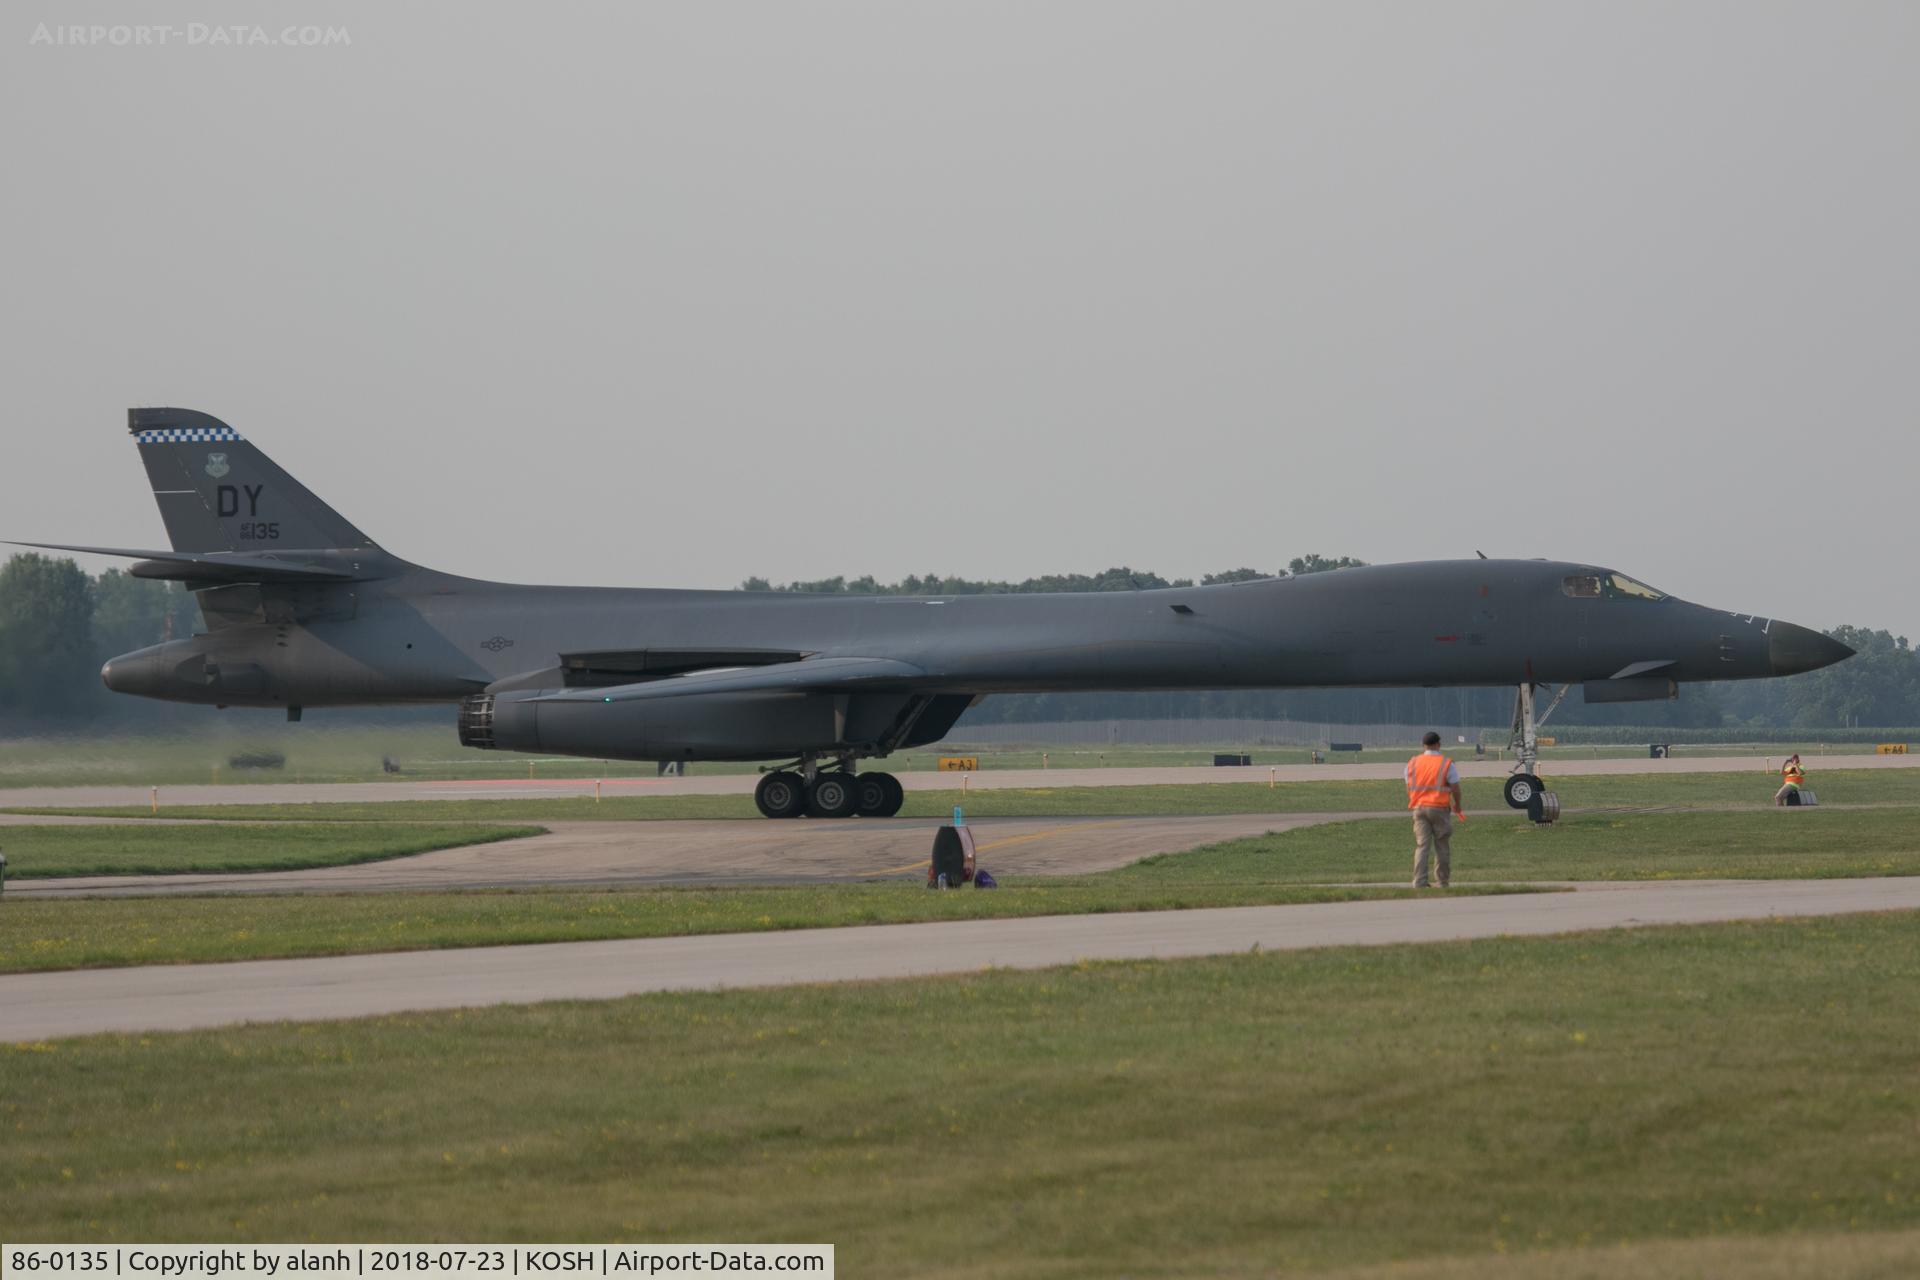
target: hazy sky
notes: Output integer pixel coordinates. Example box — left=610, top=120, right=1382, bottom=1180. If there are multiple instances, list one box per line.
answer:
left=4, top=2, right=1916, bottom=635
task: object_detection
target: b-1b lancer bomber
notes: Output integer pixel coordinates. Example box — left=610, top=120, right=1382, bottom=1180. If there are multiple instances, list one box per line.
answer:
left=31, top=408, right=1853, bottom=818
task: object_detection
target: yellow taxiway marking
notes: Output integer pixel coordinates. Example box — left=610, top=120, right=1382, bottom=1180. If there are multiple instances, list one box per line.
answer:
left=863, top=819, right=1133, bottom=876
left=978, top=819, right=1130, bottom=853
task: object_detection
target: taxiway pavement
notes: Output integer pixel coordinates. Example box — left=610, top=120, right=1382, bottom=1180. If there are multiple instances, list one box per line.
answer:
left=2, top=752, right=1913, bottom=810
left=3, top=812, right=1359, bottom=897
left=5, top=876, right=1916, bottom=1042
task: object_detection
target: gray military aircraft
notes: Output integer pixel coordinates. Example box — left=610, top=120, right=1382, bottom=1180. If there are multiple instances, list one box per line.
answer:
left=28, top=408, right=1852, bottom=818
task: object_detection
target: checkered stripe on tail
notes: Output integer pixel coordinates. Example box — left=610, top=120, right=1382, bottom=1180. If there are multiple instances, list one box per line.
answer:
left=134, top=427, right=246, bottom=444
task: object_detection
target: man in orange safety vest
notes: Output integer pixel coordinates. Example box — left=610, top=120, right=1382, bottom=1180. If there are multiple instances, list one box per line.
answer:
left=1775, top=754, right=1807, bottom=805
left=1406, top=731, right=1465, bottom=888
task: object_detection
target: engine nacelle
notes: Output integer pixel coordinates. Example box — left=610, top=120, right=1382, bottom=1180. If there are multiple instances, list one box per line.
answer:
left=458, top=688, right=913, bottom=762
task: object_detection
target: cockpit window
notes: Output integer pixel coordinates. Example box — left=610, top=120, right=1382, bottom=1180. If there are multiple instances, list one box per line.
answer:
left=1604, top=573, right=1666, bottom=601
left=1561, top=575, right=1602, bottom=598
left=1562, top=573, right=1667, bottom=601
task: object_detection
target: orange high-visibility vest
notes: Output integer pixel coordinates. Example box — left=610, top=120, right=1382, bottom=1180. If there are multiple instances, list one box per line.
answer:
left=1784, top=762, right=1805, bottom=786
left=1407, top=753, right=1454, bottom=809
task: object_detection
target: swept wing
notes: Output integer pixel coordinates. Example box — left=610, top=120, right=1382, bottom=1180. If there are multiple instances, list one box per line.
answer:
left=532, top=655, right=928, bottom=703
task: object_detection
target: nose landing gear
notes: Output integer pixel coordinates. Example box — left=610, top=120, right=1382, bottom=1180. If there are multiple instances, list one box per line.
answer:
left=1503, top=772, right=1541, bottom=810
left=1506, top=681, right=1569, bottom=823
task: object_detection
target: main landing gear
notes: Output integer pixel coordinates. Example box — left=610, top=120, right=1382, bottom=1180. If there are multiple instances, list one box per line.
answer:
left=1506, top=681, right=1568, bottom=824
left=754, top=757, right=904, bottom=819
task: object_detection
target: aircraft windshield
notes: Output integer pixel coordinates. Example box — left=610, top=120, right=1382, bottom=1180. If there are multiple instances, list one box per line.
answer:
left=1562, top=573, right=1667, bottom=601
left=1605, top=573, right=1666, bottom=601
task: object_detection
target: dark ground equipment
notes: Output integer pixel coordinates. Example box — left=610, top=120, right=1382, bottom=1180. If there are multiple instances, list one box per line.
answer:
left=930, top=826, right=967, bottom=885
left=1527, top=791, right=1561, bottom=825
left=1213, top=753, right=1252, bottom=766
left=929, top=819, right=978, bottom=887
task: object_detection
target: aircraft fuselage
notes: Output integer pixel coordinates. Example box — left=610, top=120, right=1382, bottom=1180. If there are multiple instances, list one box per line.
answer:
left=60, top=406, right=1850, bottom=779
left=101, top=556, right=1840, bottom=711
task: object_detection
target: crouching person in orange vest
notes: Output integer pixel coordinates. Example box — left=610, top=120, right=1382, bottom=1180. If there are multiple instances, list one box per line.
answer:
left=1406, top=731, right=1465, bottom=888
left=1774, top=754, right=1807, bottom=806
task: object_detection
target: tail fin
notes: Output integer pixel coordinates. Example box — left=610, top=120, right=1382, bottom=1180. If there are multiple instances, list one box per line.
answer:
left=130, top=407, right=375, bottom=553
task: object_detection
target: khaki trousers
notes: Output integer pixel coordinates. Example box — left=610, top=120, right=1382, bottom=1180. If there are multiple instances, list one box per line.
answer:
left=1412, top=807, right=1453, bottom=887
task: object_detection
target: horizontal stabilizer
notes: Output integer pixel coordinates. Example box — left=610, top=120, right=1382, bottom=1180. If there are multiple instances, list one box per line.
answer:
left=6, top=541, right=358, bottom=583
left=533, top=656, right=928, bottom=703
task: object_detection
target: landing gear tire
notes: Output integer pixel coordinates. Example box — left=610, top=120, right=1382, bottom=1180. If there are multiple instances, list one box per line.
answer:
left=806, top=773, right=859, bottom=819
left=1504, top=773, right=1541, bottom=810
left=755, top=770, right=807, bottom=819
left=854, top=771, right=904, bottom=818
left=876, top=772, right=904, bottom=817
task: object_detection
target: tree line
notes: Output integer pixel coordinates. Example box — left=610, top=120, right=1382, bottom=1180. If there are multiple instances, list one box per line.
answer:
left=0, top=551, right=1911, bottom=732
left=739, top=554, right=1365, bottom=597
left=0, top=554, right=198, bottom=722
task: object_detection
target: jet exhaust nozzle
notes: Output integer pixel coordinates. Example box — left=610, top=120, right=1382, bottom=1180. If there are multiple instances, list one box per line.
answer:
left=458, top=693, right=497, bottom=749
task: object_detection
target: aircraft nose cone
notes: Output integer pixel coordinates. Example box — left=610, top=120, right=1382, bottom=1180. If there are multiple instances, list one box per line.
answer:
left=1768, top=622, right=1853, bottom=677
left=100, top=660, right=115, bottom=691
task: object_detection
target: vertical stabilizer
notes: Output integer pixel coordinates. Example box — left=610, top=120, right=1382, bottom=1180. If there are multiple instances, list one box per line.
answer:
left=129, top=407, right=375, bottom=553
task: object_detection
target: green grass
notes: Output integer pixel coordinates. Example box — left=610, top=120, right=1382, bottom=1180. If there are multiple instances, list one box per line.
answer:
left=5, top=913, right=1918, bottom=1276
left=0, top=724, right=524, bottom=788
left=0, top=728, right=1458, bottom=787
left=1124, top=807, right=1920, bottom=885
left=0, top=882, right=1521, bottom=974
left=0, top=725, right=1883, bottom=789
left=1, top=806, right=1894, bottom=974
left=0, top=823, right=542, bottom=879
left=1314, top=1230, right=1920, bottom=1280
left=16, top=766, right=1919, bottom=823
